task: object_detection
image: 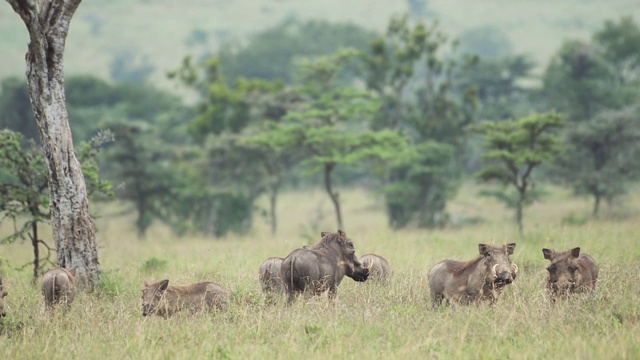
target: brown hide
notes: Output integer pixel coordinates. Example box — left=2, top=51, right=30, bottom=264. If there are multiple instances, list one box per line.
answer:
left=281, top=230, right=369, bottom=304
left=142, top=279, right=229, bottom=317
left=428, top=243, right=517, bottom=308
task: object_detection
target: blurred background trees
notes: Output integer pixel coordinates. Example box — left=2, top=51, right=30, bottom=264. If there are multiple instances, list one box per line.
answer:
left=2, top=12, right=639, bottom=238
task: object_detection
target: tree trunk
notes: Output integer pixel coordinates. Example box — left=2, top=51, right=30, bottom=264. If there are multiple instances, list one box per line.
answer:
left=31, top=219, right=39, bottom=282
left=516, top=188, right=525, bottom=237
left=268, top=183, right=279, bottom=235
left=592, top=193, right=601, bottom=218
left=8, top=0, right=101, bottom=290
left=323, top=163, right=343, bottom=230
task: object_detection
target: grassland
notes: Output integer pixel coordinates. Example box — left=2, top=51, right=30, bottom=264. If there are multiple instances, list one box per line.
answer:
left=1, top=183, right=639, bottom=359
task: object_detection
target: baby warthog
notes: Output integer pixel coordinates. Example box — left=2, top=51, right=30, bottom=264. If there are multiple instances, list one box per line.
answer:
left=360, top=254, right=392, bottom=282
left=542, top=247, right=599, bottom=301
left=428, top=243, right=518, bottom=308
left=142, top=279, right=229, bottom=317
left=281, top=230, right=369, bottom=303
left=41, top=268, right=77, bottom=310
left=259, top=257, right=285, bottom=298
left=0, top=275, right=7, bottom=317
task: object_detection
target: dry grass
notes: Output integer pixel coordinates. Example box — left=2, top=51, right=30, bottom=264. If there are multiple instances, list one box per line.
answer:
left=1, top=183, right=639, bottom=359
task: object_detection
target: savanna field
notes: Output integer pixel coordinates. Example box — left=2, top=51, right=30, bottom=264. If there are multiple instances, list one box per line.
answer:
left=1, top=184, right=639, bottom=359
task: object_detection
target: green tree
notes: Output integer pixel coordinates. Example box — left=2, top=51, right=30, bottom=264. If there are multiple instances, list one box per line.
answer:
left=103, top=122, right=180, bottom=238
left=543, top=40, right=621, bottom=122
left=593, top=16, right=640, bottom=86
left=0, top=130, right=111, bottom=282
left=473, top=112, right=564, bottom=235
left=555, top=106, right=640, bottom=216
left=218, top=19, right=376, bottom=83
left=457, top=55, right=536, bottom=121
left=286, top=52, right=407, bottom=229
left=356, top=14, right=478, bottom=228
left=0, top=77, right=38, bottom=141
left=8, top=0, right=102, bottom=287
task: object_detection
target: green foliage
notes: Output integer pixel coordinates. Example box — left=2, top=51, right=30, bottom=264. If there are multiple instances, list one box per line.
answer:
left=542, top=40, right=625, bottom=122
left=473, top=112, right=564, bottom=234
left=0, top=129, right=111, bottom=278
left=554, top=106, right=640, bottom=215
left=356, top=14, right=478, bottom=228
left=457, top=55, right=536, bottom=121
left=102, top=122, right=182, bottom=238
left=457, top=25, right=513, bottom=59
left=384, top=141, right=457, bottom=228
left=140, top=257, right=168, bottom=273
left=0, top=77, right=38, bottom=142
left=283, top=52, right=408, bottom=229
left=593, top=16, right=640, bottom=86
left=218, top=19, right=376, bottom=83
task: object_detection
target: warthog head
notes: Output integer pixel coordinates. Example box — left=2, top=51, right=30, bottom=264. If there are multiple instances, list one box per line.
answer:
left=323, top=230, right=369, bottom=282
left=0, top=276, right=7, bottom=317
left=142, top=279, right=169, bottom=316
left=480, top=243, right=517, bottom=287
left=543, top=247, right=581, bottom=298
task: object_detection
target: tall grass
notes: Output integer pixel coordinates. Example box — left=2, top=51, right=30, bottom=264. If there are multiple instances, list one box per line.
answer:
left=1, top=184, right=639, bottom=359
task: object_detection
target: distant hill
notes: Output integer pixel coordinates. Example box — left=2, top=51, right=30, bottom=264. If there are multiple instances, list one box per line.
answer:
left=1, top=0, right=637, bottom=95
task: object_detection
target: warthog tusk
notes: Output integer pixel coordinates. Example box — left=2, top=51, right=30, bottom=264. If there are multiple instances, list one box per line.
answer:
left=492, top=264, right=498, bottom=278
left=511, top=263, right=519, bottom=273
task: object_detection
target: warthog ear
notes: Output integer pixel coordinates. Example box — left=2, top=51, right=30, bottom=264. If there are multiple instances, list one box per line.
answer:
left=570, top=247, right=581, bottom=259
left=1, top=291, right=6, bottom=298
left=505, top=243, right=516, bottom=255
left=478, top=244, right=489, bottom=255
left=542, top=248, right=554, bottom=260
left=69, top=268, right=77, bottom=277
left=158, top=279, right=170, bottom=292
left=338, top=229, right=347, bottom=240
left=320, top=232, right=329, bottom=238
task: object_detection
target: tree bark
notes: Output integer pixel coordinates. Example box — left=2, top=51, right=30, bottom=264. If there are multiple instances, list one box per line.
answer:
left=323, top=163, right=343, bottom=230
left=7, top=0, right=101, bottom=289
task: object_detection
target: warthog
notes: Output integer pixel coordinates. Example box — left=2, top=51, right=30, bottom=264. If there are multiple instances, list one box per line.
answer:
left=542, top=247, right=599, bottom=301
left=0, top=276, right=7, bottom=317
left=428, top=243, right=518, bottom=308
left=142, top=279, right=229, bottom=317
left=259, top=257, right=285, bottom=296
left=281, top=230, right=369, bottom=303
left=41, top=268, right=77, bottom=310
left=360, top=254, right=392, bottom=282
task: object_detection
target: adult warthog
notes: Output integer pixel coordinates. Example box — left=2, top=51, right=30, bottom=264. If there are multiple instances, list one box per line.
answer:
left=259, top=257, right=285, bottom=298
left=0, top=276, right=7, bottom=317
left=142, top=279, right=229, bottom=317
left=281, top=230, right=369, bottom=303
left=542, top=247, right=598, bottom=301
left=360, top=254, right=392, bottom=282
left=41, top=268, right=77, bottom=310
left=428, top=243, right=518, bottom=308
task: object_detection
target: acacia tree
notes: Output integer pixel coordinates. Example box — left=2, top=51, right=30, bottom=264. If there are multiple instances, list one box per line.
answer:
left=287, top=52, right=406, bottom=230
left=6, top=0, right=101, bottom=288
left=473, top=112, right=564, bottom=235
left=556, top=107, right=640, bottom=216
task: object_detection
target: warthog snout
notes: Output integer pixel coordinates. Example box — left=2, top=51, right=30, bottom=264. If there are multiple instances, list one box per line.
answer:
left=351, top=265, right=369, bottom=282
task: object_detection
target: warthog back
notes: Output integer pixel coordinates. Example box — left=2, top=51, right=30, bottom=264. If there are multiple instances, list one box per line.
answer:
left=259, top=257, right=285, bottom=295
left=142, top=279, right=229, bottom=317
left=0, top=275, right=8, bottom=317
left=281, top=230, right=369, bottom=304
left=360, top=254, right=392, bottom=282
left=41, top=268, right=77, bottom=310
